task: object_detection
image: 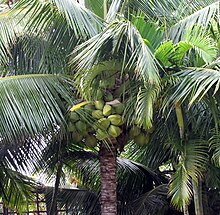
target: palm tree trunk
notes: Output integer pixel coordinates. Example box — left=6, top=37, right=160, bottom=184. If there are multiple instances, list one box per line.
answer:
left=193, top=179, right=204, bottom=215
left=183, top=203, right=189, bottom=215
left=99, top=140, right=117, bottom=215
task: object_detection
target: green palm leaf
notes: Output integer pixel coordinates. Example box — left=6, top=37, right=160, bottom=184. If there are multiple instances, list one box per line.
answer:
left=0, top=75, right=74, bottom=145
left=169, top=139, right=208, bottom=210
left=125, top=84, right=160, bottom=128
left=13, top=0, right=102, bottom=38
left=168, top=68, right=220, bottom=106
left=0, top=165, right=35, bottom=212
left=173, top=27, right=217, bottom=65
left=169, top=1, right=220, bottom=41
left=71, top=19, right=160, bottom=89
left=0, top=12, right=26, bottom=68
left=209, top=132, right=220, bottom=166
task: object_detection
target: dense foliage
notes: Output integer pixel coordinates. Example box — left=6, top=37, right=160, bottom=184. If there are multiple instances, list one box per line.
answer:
left=0, top=0, right=220, bottom=214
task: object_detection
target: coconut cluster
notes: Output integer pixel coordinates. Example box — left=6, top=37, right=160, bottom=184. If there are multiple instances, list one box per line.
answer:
left=67, top=73, right=153, bottom=148
left=67, top=109, right=97, bottom=148
left=92, top=98, right=124, bottom=140
left=128, top=126, right=150, bottom=146
left=67, top=92, right=125, bottom=148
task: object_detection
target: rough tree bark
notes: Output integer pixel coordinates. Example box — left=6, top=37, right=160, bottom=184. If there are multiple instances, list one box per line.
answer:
left=99, top=140, right=117, bottom=215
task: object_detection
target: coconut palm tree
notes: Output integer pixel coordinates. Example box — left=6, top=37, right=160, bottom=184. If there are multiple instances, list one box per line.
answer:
left=1, top=0, right=220, bottom=214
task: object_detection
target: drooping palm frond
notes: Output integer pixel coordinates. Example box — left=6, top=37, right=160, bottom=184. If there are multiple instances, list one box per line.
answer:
left=173, top=27, right=217, bottom=66
left=169, top=139, right=208, bottom=210
left=209, top=132, right=220, bottom=166
left=13, top=0, right=102, bottom=39
left=106, top=0, right=124, bottom=23
left=167, top=68, right=220, bottom=107
left=0, top=11, right=27, bottom=68
left=0, top=75, right=74, bottom=145
left=71, top=19, right=160, bottom=88
left=125, top=83, right=160, bottom=128
left=45, top=186, right=99, bottom=215
left=130, top=184, right=168, bottom=215
left=168, top=1, right=220, bottom=42
left=0, top=165, right=36, bottom=213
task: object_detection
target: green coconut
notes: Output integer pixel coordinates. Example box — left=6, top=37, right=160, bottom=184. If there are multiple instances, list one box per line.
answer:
left=103, top=104, right=112, bottom=116
left=87, top=126, right=95, bottom=133
left=108, top=125, right=122, bottom=138
left=85, top=135, right=97, bottom=147
left=67, top=122, right=76, bottom=132
left=84, top=104, right=95, bottom=111
left=147, top=125, right=155, bottom=134
left=96, top=129, right=109, bottom=140
left=92, top=110, right=104, bottom=119
left=108, top=114, right=123, bottom=126
left=72, top=131, right=83, bottom=143
left=134, top=133, right=146, bottom=146
left=75, top=121, right=87, bottom=133
left=95, top=100, right=104, bottom=110
left=69, top=112, right=80, bottom=122
left=98, top=118, right=111, bottom=130
left=113, top=103, right=125, bottom=115
left=129, top=126, right=141, bottom=138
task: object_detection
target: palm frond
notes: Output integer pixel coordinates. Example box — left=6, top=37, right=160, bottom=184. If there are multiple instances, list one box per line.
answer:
left=154, top=41, right=175, bottom=67
left=13, top=0, right=102, bottom=38
left=130, top=184, right=168, bottom=215
left=209, top=132, right=220, bottom=166
left=168, top=68, right=220, bottom=107
left=0, top=165, right=36, bottom=212
left=85, top=0, right=105, bottom=19
left=71, top=19, right=161, bottom=100
left=205, top=163, right=220, bottom=188
left=106, top=0, right=124, bottom=23
left=0, top=10, right=76, bottom=75
left=0, top=75, right=74, bottom=145
left=169, top=139, right=208, bottom=210
left=169, top=1, right=220, bottom=42
left=0, top=12, right=26, bottom=68
left=131, top=16, right=164, bottom=52
left=169, top=162, right=192, bottom=211
left=45, top=186, right=99, bottom=214
left=173, top=27, right=217, bottom=66
left=125, top=84, right=160, bottom=128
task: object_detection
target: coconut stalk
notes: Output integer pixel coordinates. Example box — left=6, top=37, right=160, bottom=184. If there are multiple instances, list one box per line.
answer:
left=175, top=102, right=184, bottom=139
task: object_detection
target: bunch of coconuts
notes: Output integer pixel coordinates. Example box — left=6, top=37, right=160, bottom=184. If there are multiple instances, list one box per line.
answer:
left=92, top=98, right=124, bottom=141
left=67, top=72, right=152, bottom=148
left=128, top=126, right=150, bottom=146
left=67, top=109, right=97, bottom=148
left=67, top=97, right=124, bottom=148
